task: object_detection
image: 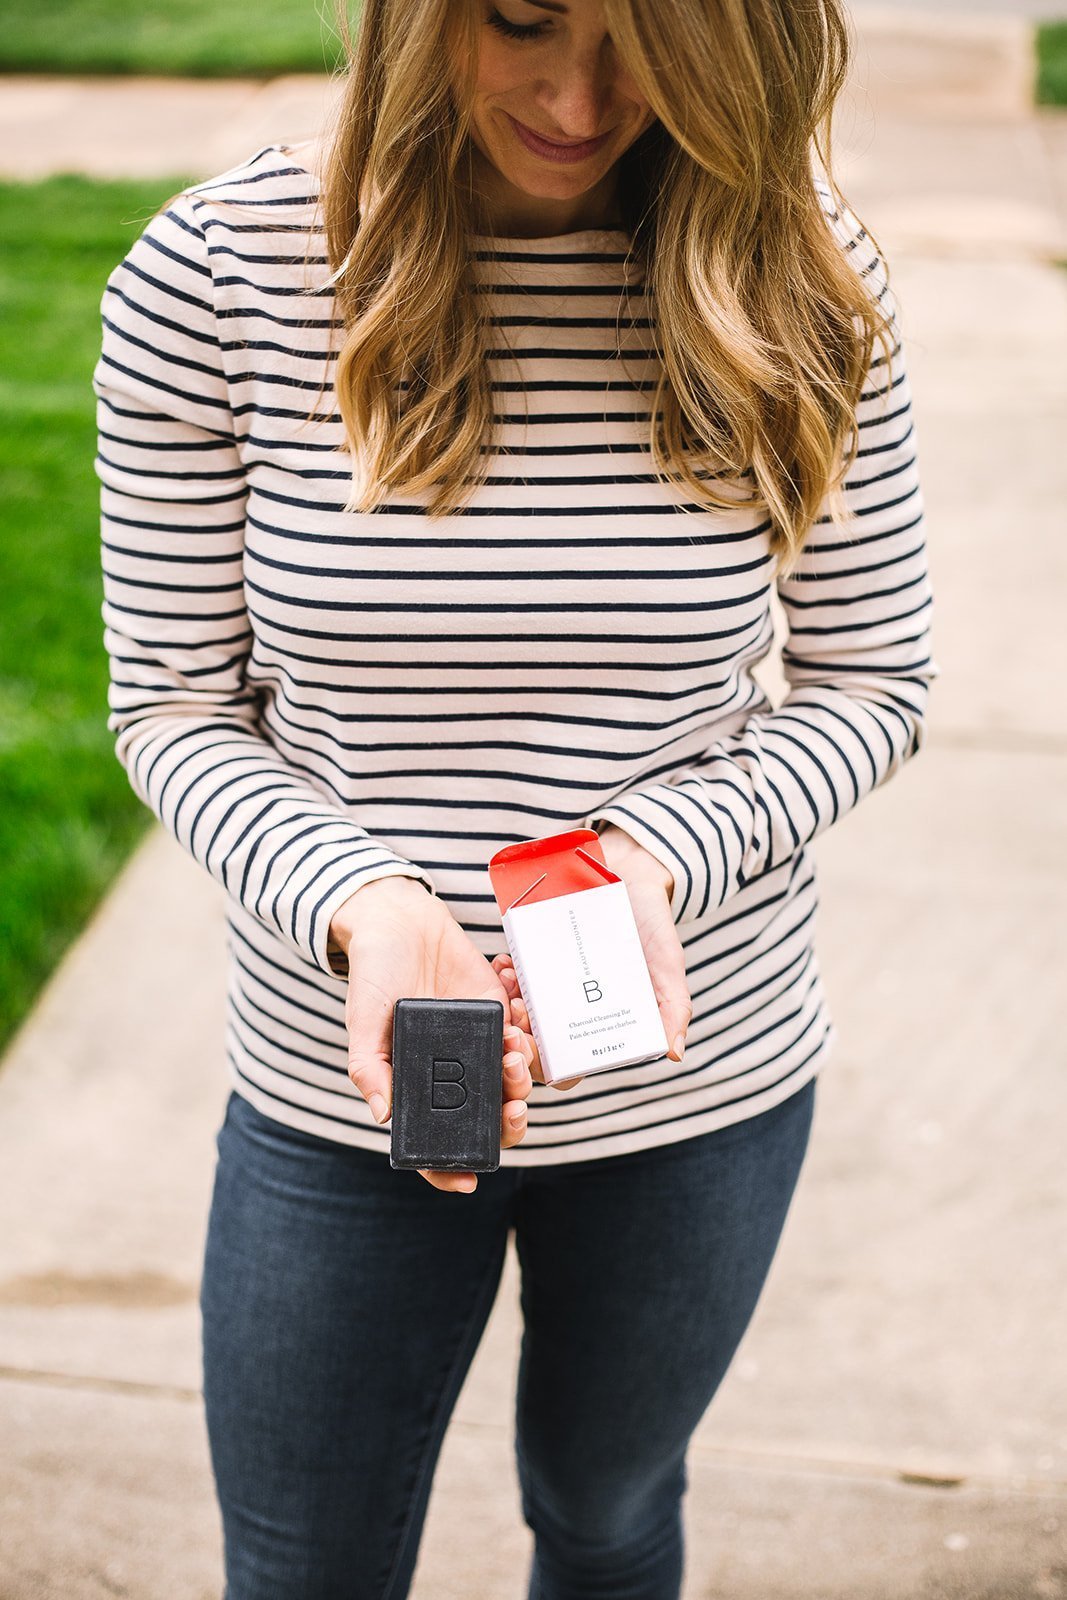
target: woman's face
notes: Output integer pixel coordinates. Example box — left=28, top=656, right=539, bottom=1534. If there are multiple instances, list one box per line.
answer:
left=465, top=0, right=657, bottom=230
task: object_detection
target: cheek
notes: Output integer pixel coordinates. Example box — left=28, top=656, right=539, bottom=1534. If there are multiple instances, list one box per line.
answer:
left=474, top=36, right=532, bottom=102
left=615, top=70, right=653, bottom=125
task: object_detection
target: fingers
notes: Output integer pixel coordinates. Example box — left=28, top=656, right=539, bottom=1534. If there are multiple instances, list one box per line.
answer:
left=418, top=1167, right=479, bottom=1195
left=501, top=1034, right=532, bottom=1145
left=492, top=957, right=540, bottom=1072
left=491, top=952, right=521, bottom=1028
left=492, top=954, right=583, bottom=1092
left=503, top=1034, right=533, bottom=1098
left=502, top=1092, right=528, bottom=1145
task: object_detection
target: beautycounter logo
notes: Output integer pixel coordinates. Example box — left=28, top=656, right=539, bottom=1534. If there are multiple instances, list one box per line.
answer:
left=568, top=906, right=603, bottom=1004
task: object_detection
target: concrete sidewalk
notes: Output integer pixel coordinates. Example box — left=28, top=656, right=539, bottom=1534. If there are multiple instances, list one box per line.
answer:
left=2, top=7, right=1067, bottom=1598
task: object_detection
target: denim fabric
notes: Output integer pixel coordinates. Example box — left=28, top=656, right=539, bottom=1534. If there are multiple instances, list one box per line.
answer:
left=200, top=1075, right=816, bottom=1599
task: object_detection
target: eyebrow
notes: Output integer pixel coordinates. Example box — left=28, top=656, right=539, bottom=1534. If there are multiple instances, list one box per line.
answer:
left=522, top=0, right=569, bottom=11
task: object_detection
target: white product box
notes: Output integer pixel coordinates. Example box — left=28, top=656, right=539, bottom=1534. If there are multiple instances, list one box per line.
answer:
left=487, top=829, right=669, bottom=1085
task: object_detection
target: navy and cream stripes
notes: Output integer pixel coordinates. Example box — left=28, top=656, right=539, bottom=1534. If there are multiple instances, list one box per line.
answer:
left=93, top=141, right=936, bottom=1162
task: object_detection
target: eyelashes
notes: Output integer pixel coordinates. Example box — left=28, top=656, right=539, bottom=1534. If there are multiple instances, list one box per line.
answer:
left=486, top=7, right=550, bottom=40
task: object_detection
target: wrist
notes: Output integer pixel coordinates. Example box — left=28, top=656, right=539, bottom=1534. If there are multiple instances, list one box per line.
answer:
left=596, top=823, right=675, bottom=899
left=328, top=874, right=432, bottom=958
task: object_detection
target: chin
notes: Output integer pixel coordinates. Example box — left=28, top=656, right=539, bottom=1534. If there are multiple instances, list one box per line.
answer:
left=509, top=169, right=609, bottom=201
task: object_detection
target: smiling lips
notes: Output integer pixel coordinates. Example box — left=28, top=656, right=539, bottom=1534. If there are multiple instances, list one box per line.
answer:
left=506, top=112, right=613, bottom=164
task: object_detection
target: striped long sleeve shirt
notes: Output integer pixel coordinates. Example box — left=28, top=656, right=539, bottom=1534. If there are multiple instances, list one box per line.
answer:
left=93, top=142, right=937, bottom=1163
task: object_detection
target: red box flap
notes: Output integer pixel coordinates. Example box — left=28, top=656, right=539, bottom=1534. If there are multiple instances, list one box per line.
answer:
left=488, top=829, right=619, bottom=914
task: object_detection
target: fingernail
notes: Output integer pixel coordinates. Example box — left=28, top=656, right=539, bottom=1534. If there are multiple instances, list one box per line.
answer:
left=671, top=1033, right=686, bottom=1061
left=368, top=1092, right=389, bottom=1124
left=508, top=1108, right=527, bottom=1130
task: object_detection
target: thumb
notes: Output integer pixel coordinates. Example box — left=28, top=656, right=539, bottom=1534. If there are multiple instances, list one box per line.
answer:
left=625, top=880, right=691, bottom=1063
left=651, top=947, right=692, bottom=1063
left=345, top=977, right=397, bottom=1124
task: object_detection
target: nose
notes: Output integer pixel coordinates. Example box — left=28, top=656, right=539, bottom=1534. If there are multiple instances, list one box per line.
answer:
left=537, top=40, right=615, bottom=140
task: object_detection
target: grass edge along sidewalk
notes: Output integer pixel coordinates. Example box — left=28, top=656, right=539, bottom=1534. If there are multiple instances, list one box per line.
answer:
left=0, top=173, right=202, bottom=1061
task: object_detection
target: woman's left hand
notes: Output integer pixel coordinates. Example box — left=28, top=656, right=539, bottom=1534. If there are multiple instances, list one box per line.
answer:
left=490, top=824, right=693, bottom=1089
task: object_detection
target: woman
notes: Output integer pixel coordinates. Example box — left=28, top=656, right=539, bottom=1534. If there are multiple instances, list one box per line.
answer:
left=94, top=0, right=936, bottom=1592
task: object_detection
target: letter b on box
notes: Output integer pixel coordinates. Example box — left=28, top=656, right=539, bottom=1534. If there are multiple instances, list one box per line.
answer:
left=432, top=1058, right=467, bottom=1110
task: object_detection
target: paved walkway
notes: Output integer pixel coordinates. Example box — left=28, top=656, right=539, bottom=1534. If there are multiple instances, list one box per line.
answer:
left=2, top=9, right=1067, bottom=1598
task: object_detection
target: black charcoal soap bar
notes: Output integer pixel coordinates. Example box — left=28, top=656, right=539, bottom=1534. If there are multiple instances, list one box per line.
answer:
left=390, top=999, right=504, bottom=1173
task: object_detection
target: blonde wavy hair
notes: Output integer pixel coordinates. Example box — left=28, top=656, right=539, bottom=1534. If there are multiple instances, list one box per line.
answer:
left=327, top=0, right=895, bottom=571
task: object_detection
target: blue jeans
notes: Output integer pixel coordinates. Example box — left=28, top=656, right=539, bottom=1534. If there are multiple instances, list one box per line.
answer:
left=200, top=1076, right=816, bottom=1599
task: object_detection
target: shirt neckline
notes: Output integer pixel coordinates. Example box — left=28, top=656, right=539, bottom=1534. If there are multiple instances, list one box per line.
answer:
left=270, top=142, right=632, bottom=251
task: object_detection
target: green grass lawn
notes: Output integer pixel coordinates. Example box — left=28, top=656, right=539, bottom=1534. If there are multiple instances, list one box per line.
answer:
left=1037, top=21, right=1067, bottom=108
left=0, top=176, right=201, bottom=1057
left=0, top=0, right=345, bottom=76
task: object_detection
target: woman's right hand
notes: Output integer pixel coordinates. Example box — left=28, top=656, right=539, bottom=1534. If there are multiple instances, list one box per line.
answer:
left=330, top=875, right=534, bottom=1196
